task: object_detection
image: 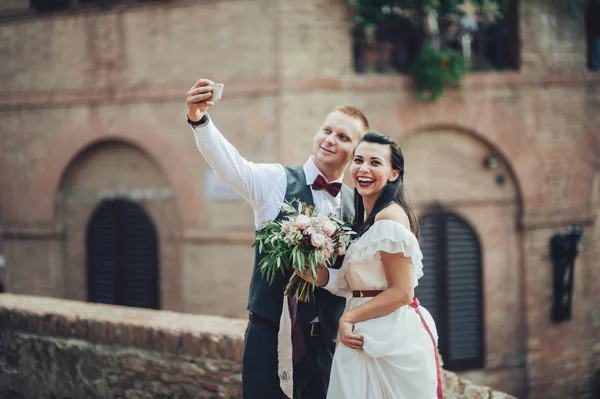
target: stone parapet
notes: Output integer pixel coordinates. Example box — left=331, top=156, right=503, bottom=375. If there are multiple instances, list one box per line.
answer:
left=0, top=294, right=516, bottom=398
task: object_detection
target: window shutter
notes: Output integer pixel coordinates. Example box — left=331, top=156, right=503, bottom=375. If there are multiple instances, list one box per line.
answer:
left=87, top=203, right=119, bottom=304
left=87, top=199, right=159, bottom=309
left=415, top=214, right=440, bottom=324
left=416, top=209, right=484, bottom=371
left=120, top=201, right=159, bottom=309
left=445, top=214, right=484, bottom=369
left=30, top=0, right=70, bottom=11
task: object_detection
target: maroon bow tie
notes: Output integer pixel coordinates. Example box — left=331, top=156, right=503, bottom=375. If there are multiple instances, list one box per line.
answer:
left=312, top=174, right=342, bottom=197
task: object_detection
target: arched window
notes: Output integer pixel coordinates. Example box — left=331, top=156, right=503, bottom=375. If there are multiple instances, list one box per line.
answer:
left=416, top=208, right=484, bottom=371
left=87, top=198, right=159, bottom=309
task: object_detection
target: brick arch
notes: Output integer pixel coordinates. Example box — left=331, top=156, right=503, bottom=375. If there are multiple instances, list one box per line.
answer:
left=30, top=128, right=206, bottom=230
left=386, top=98, right=544, bottom=214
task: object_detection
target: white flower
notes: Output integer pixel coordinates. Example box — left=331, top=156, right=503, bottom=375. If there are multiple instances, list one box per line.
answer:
left=305, top=226, right=317, bottom=237
left=322, top=240, right=334, bottom=260
left=281, top=221, right=294, bottom=234
left=313, top=215, right=329, bottom=227
left=322, top=221, right=337, bottom=237
left=337, top=234, right=351, bottom=255
left=295, top=215, right=311, bottom=230
left=311, top=233, right=326, bottom=248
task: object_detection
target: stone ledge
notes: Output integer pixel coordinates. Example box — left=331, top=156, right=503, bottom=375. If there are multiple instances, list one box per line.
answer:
left=0, top=294, right=246, bottom=361
left=441, top=370, right=518, bottom=399
left=0, top=294, right=517, bottom=398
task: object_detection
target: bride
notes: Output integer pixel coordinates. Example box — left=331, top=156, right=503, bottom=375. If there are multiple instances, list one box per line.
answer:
left=299, top=131, right=442, bottom=398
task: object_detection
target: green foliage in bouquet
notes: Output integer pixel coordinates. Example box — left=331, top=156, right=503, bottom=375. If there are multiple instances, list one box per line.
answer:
left=253, top=199, right=354, bottom=302
left=413, top=43, right=466, bottom=102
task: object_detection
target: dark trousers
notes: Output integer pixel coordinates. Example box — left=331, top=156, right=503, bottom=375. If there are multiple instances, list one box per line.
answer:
left=242, top=319, right=334, bottom=399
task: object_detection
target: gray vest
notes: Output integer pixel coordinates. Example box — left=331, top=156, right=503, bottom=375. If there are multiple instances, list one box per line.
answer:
left=247, top=166, right=354, bottom=336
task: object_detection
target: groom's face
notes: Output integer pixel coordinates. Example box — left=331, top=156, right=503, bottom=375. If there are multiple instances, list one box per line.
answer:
left=312, top=111, right=364, bottom=171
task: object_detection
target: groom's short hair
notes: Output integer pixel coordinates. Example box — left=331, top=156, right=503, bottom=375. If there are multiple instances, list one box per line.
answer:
left=332, top=105, right=370, bottom=133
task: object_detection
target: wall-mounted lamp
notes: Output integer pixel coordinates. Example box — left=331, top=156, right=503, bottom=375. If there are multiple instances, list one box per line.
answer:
left=549, top=225, right=583, bottom=323
left=483, top=155, right=506, bottom=186
left=483, top=155, right=499, bottom=169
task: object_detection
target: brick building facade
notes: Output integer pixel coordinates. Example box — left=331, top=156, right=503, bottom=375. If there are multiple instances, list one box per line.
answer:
left=0, top=0, right=598, bottom=398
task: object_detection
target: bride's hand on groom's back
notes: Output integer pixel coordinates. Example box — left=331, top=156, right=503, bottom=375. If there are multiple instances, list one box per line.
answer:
left=339, top=316, right=364, bottom=350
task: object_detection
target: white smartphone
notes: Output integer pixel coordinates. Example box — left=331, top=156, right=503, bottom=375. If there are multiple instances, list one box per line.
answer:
left=208, top=83, right=224, bottom=102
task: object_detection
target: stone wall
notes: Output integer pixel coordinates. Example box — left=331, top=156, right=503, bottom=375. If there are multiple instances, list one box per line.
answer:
left=0, top=294, right=516, bottom=399
left=0, top=294, right=245, bottom=399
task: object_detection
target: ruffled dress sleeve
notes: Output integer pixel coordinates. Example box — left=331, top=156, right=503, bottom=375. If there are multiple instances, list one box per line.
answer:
left=347, top=220, right=424, bottom=287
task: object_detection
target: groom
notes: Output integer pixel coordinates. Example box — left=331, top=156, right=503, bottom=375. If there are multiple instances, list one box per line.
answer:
left=186, top=78, right=368, bottom=399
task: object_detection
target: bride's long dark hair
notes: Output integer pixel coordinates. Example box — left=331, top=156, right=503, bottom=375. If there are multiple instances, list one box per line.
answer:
left=352, top=131, right=421, bottom=241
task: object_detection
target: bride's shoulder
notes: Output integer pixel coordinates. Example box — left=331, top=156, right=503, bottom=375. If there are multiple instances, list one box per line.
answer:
left=374, top=204, right=410, bottom=231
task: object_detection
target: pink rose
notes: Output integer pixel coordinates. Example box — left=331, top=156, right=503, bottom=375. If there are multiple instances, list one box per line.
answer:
left=322, top=221, right=337, bottom=237
left=295, top=215, right=311, bottom=230
left=311, top=233, right=326, bottom=248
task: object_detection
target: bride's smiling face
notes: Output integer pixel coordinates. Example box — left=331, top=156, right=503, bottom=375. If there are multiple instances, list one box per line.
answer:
left=350, top=141, right=400, bottom=199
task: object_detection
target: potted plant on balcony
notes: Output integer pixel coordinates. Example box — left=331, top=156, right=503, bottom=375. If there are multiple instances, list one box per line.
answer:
left=349, top=0, right=502, bottom=101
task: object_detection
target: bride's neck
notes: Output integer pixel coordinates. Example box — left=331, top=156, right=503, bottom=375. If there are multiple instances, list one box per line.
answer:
left=363, top=198, right=376, bottom=220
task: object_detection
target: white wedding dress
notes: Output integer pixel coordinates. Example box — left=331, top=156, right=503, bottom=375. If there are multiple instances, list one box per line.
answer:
left=326, top=220, right=441, bottom=399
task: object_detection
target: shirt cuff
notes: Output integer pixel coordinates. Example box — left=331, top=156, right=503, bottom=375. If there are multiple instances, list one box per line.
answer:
left=322, top=267, right=340, bottom=292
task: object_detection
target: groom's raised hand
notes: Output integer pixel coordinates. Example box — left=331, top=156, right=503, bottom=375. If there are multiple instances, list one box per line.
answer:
left=186, top=78, right=216, bottom=122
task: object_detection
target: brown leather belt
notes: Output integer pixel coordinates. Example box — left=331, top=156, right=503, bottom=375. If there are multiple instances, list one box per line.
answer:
left=352, top=290, right=384, bottom=297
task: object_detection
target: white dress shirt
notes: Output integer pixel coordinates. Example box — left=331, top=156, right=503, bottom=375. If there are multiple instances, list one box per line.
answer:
left=192, top=118, right=343, bottom=291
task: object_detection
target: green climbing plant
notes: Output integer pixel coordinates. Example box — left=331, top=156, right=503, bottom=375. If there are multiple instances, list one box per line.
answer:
left=413, top=44, right=466, bottom=102
left=349, top=0, right=504, bottom=102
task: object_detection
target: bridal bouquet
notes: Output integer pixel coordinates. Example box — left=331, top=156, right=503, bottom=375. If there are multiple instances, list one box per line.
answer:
left=253, top=199, right=354, bottom=302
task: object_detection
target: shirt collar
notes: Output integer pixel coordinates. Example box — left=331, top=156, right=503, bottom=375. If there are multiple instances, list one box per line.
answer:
left=303, top=157, right=344, bottom=186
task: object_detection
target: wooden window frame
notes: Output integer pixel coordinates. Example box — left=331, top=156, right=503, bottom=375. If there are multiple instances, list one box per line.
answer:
left=352, top=0, right=520, bottom=74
